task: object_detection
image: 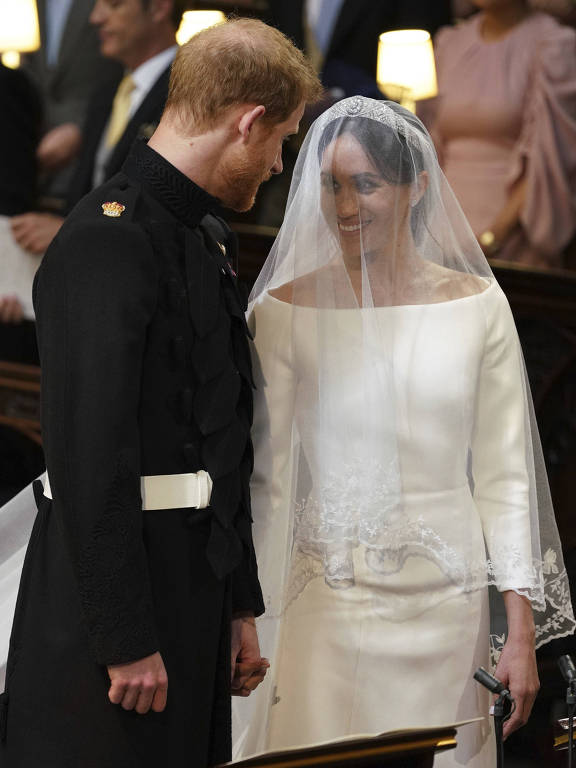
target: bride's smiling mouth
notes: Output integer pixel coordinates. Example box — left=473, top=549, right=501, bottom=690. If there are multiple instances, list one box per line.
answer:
left=338, top=219, right=372, bottom=234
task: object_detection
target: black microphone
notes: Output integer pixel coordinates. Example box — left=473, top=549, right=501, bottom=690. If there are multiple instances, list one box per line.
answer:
left=474, top=667, right=509, bottom=696
left=474, top=666, right=515, bottom=768
left=559, top=656, right=576, bottom=684
left=558, top=656, right=576, bottom=768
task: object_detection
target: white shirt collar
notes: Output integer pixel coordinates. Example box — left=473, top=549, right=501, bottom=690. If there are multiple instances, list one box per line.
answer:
left=92, top=45, right=178, bottom=188
left=129, top=45, right=178, bottom=117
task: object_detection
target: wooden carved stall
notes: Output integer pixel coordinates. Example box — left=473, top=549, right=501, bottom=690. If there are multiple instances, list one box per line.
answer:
left=1, top=227, right=575, bottom=517
left=0, top=361, right=41, bottom=446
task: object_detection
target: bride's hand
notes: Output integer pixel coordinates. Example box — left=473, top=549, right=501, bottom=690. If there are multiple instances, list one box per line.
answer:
left=493, top=637, right=539, bottom=739
left=495, top=591, right=540, bottom=739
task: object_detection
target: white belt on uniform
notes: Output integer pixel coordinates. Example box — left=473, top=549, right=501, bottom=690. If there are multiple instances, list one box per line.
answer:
left=41, top=470, right=212, bottom=510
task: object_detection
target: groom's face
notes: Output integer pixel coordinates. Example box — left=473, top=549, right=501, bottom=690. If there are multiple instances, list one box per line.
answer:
left=220, top=102, right=305, bottom=212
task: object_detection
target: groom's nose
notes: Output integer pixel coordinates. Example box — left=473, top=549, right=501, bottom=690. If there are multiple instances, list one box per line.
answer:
left=271, top=151, right=283, bottom=175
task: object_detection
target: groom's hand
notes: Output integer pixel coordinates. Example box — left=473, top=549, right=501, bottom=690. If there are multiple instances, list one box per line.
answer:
left=107, top=651, right=168, bottom=714
left=231, top=613, right=269, bottom=696
left=232, top=660, right=269, bottom=697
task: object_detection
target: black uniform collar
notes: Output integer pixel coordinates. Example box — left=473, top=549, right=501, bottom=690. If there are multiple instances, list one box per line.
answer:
left=122, top=139, right=220, bottom=229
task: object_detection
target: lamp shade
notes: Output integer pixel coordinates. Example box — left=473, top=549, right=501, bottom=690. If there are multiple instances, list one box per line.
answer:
left=0, top=0, right=40, bottom=53
left=176, top=10, right=226, bottom=45
left=377, top=29, right=437, bottom=107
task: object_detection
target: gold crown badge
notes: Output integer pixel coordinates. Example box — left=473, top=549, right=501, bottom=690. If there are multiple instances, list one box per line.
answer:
left=102, top=201, right=126, bottom=218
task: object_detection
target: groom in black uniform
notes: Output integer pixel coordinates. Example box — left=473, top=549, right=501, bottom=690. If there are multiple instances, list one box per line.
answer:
left=0, top=18, right=321, bottom=768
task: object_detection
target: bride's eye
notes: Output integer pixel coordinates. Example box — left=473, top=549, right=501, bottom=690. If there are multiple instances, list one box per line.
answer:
left=355, top=179, right=379, bottom=194
left=321, top=175, right=340, bottom=192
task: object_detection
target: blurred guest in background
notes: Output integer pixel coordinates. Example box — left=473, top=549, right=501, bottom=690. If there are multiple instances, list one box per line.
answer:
left=454, top=0, right=576, bottom=25
left=265, top=0, right=452, bottom=100
left=0, top=64, right=42, bottom=217
left=23, top=0, right=121, bottom=204
left=10, top=0, right=182, bottom=257
left=245, top=0, right=452, bottom=228
left=428, top=0, right=576, bottom=268
left=0, top=62, right=42, bottom=362
left=67, top=0, right=181, bottom=205
left=0, top=64, right=44, bottom=503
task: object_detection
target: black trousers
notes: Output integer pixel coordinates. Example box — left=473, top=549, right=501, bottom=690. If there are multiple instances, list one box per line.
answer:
left=1, top=489, right=232, bottom=767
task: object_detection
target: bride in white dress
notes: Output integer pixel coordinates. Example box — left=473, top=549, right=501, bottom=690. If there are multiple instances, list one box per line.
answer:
left=233, top=98, right=574, bottom=766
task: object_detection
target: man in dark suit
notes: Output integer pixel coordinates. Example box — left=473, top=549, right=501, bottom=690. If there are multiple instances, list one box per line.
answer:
left=11, top=0, right=184, bottom=256
left=0, top=63, right=42, bottom=350
left=23, top=0, right=121, bottom=200
left=265, top=0, right=452, bottom=98
left=245, top=0, right=452, bottom=228
left=0, top=65, right=44, bottom=502
left=0, top=65, right=42, bottom=218
left=0, top=17, right=322, bottom=768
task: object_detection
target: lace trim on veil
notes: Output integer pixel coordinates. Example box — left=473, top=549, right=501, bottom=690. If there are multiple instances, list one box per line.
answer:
left=286, top=500, right=575, bottom=658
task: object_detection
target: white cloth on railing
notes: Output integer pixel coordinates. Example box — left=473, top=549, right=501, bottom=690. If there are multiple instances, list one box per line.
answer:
left=0, top=216, right=42, bottom=320
left=0, top=483, right=37, bottom=690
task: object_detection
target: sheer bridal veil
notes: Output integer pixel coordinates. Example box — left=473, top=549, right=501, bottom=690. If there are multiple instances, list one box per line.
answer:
left=233, top=96, right=574, bottom=755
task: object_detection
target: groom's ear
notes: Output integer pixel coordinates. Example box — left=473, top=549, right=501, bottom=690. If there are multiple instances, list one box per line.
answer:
left=237, top=105, right=266, bottom=142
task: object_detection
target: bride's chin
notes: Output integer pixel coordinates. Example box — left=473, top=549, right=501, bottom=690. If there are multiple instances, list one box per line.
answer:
left=340, top=239, right=377, bottom=267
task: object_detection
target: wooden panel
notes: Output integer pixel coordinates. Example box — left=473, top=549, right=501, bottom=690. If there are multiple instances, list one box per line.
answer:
left=233, top=224, right=576, bottom=318
left=0, top=361, right=41, bottom=445
left=1, top=229, right=574, bottom=532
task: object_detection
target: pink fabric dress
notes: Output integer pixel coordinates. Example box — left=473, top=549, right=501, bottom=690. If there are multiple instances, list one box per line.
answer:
left=430, top=12, right=576, bottom=268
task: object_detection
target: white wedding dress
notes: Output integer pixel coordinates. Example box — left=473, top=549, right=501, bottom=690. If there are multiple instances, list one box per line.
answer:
left=234, top=96, right=573, bottom=767
left=241, top=278, right=536, bottom=767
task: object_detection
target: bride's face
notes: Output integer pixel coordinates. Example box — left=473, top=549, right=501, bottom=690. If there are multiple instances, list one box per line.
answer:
left=320, top=133, right=412, bottom=267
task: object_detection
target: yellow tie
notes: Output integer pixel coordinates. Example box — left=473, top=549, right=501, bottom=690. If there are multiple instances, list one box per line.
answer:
left=106, top=74, right=136, bottom=148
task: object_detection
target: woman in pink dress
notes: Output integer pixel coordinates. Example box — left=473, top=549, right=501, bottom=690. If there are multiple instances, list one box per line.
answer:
left=429, top=0, right=576, bottom=268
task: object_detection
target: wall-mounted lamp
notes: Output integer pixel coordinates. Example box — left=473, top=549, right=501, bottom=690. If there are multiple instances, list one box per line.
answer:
left=377, top=29, right=437, bottom=113
left=176, top=10, right=226, bottom=46
left=0, top=0, right=40, bottom=69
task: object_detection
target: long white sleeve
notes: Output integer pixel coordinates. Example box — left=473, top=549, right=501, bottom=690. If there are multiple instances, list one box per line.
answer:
left=249, top=296, right=298, bottom=615
left=471, top=286, right=535, bottom=592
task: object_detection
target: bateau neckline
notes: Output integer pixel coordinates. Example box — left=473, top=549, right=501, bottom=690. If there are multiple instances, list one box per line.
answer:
left=261, top=277, right=496, bottom=310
